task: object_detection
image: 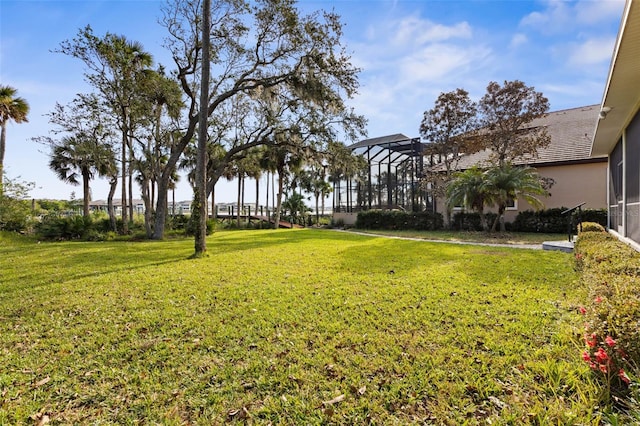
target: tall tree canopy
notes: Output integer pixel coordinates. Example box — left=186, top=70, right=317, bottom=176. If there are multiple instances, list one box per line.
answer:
left=0, top=85, right=30, bottom=191
left=36, top=95, right=120, bottom=228
left=57, top=27, right=155, bottom=233
left=159, top=0, right=365, bottom=244
left=48, top=135, right=116, bottom=218
left=477, top=80, right=550, bottom=166
left=420, top=88, right=479, bottom=225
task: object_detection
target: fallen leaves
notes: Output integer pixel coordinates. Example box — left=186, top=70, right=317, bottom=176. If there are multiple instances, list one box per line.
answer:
left=29, top=412, right=50, bottom=425
left=227, top=406, right=250, bottom=421
left=33, top=376, right=50, bottom=388
left=322, top=393, right=345, bottom=406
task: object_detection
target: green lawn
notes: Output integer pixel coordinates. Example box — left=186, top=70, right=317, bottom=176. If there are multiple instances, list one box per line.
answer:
left=0, top=229, right=602, bottom=424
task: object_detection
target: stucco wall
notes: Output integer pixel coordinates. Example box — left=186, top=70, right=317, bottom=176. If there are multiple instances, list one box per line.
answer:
left=436, top=161, right=608, bottom=223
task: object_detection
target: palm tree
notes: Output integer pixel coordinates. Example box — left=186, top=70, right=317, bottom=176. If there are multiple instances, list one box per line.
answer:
left=100, top=34, right=154, bottom=233
left=446, top=166, right=493, bottom=231
left=0, top=85, right=30, bottom=191
left=301, top=166, right=332, bottom=225
left=484, top=163, right=547, bottom=232
left=282, top=192, right=309, bottom=226
left=49, top=136, right=116, bottom=217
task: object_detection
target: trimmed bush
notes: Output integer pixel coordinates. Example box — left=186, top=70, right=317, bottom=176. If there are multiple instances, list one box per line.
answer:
left=574, top=227, right=640, bottom=401
left=451, top=212, right=498, bottom=231
left=512, top=208, right=607, bottom=233
left=580, top=221, right=606, bottom=233
left=355, top=210, right=443, bottom=231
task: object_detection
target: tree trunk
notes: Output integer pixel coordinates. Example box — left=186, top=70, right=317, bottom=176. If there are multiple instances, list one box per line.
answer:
left=194, top=0, right=211, bottom=256
left=107, top=176, right=117, bottom=232
left=120, top=124, right=128, bottom=233
left=315, top=193, right=320, bottom=225
left=265, top=171, right=270, bottom=212
left=491, top=205, right=506, bottom=233
left=128, top=146, right=134, bottom=222
left=236, top=174, right=242, bottom=227
left=151, top=179, right=156, bottom=213
left=255, top=176, right=259, bottom=228
left=153, top=171, right=169, bottom=240
left=172, top=188, right=176, bottom=216
left=446, top=204, right=453, bottom=230
left=141, top=179, right=153, bottom=238
left=480, top=210, right=488, bottom=232
left=274, top=169, right=284, bottom=229
left=0, top=123, right=6, bottom=193
left=82, top=168, right=91, bottom=217
left=211, top=186, right=216, bottom=221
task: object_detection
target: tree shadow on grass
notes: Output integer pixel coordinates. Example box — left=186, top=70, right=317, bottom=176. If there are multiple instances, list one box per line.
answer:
left=0, top=229, right=369, bottom=296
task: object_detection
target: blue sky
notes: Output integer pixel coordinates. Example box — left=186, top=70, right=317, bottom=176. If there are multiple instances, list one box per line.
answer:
left=0, top=0, right=626, bottom=203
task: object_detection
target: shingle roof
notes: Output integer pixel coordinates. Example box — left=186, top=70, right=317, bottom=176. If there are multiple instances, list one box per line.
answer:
left=446, top=104, right=605, bottom=170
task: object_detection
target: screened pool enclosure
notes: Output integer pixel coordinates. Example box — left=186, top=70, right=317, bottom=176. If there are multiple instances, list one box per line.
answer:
left=334, top=133, right=434, bottom=213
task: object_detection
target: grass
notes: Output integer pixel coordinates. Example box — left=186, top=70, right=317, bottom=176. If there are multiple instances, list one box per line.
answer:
left=348, top=229, right=566, bottom=245
left=0, top=229, right=603, bottom=424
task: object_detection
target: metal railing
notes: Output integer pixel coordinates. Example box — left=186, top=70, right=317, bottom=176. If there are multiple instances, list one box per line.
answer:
left=561, top=202, right=586, bottom=242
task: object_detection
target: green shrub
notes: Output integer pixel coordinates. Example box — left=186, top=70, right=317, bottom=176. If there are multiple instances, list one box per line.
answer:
left=35, top=215, right=95, bottom=240
left=0, top=177, right=34, bottom=233
left=185, top=217, right=215, bottom=236
left=451, top=212, right=498, bottom=231
left=168, top=214, right=190, bottom=230
left=581, top=209, right=608, bottom=227
left=331, top=217, right=346, bottom=228
left=580, top=221, right=606, bottom=233
left=512, top=208, right=607, bottom=233
left=355, top=210, right=443, bottom=231
left=575, top=230, right=640, bottom=401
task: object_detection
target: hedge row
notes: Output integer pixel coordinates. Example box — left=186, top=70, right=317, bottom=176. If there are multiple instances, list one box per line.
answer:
left=356, top=208, right=607, bottom=233
left=574, top=224, right=640, bottom=402
left=35, top=214, right=215, bottom=241
left=355, top=210, right=443, bottom=231
left=451, top=212, right=499, bottom=231
left=511, top=208, right=607, bottom=233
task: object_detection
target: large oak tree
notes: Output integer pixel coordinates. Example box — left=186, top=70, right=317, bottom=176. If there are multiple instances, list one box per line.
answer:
left=159, top=0, right=364, bottom=252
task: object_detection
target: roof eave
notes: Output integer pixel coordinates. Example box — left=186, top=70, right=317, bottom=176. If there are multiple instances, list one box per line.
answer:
left=592, top=0, right=640, bottom=157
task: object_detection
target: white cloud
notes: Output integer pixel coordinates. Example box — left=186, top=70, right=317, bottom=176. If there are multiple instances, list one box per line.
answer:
left=398, top=43, right=492, bottom=86
left=520, top=0, right=571, bottom=34
left=520, top=0, right=624, bottom=34
left=392, top=16, right=472, bottom=47
left=575, top=0, right=626, bottom=25
left=510, top=33, right=528, bottom=49
left=568, top=37, right=616, bottom=66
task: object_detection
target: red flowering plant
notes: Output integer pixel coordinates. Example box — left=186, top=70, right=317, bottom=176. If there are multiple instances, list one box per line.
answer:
left=579, top=296, right=634, bottom=394
left=574, top=229, right=640, bottom=397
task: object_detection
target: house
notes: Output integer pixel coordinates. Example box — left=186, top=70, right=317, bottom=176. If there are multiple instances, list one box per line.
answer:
left=592, top=0, right=640, bottom=248
left=335, top=106, right=608, bottom=226
left=434, top=105, right=608, bottom=222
